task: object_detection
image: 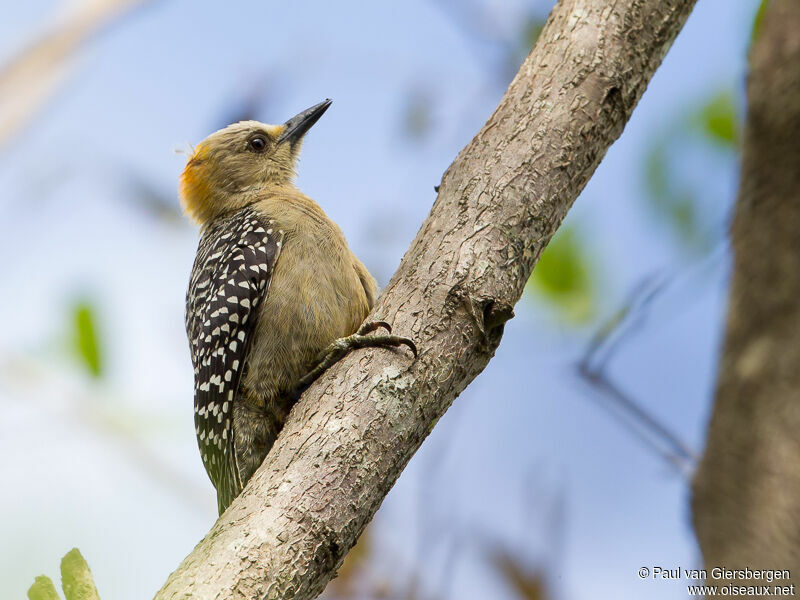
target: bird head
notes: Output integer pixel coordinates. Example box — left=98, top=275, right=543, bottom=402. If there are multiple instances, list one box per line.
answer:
left=180, top=99, right=332, bottom=224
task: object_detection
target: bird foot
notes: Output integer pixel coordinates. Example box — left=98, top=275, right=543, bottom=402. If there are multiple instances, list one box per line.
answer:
left=295, top=321, right=416, bottom=391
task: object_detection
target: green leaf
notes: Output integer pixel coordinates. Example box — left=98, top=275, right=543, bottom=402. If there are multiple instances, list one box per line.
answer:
left=70, top=300, right=103, bottom=378
left=402, top=89, right=433, bottom=140
left=522, top=17, right=545, bottom=49
left=692, top=90, right=738, bottom=147
left=751, top=0, right=770, bottom=46
left=28, top=549, right=101, bottom=600
left=643, top=141, right=709, bottom=253
left=28, top=576, right=61, bottom=600
left=507, top=17, right=547, bottom=81
left=489, top=548, right=548, bottom=600
left=644, top=142, right=669, bottom=201
left=527, top=226, right=594, bottom=323
left=61, top=549, right=100, bottom=600
left=640, top=87, right=738, bottom=256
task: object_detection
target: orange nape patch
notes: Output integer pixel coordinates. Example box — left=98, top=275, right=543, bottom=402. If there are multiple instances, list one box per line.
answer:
left=179, top=143, right=213, bottom=224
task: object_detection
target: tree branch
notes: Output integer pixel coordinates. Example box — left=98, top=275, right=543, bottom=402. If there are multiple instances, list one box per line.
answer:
left=156, top=0, right=697, bottom=597
left=692, top=0, right=800, bottom=585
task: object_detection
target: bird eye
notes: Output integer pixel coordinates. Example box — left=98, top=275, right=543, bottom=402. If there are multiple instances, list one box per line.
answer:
left=248, top=135, right=268, bottom=153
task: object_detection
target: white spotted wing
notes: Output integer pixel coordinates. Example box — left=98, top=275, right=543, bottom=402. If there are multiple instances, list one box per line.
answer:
left=185, top=207, right=283, bottom=506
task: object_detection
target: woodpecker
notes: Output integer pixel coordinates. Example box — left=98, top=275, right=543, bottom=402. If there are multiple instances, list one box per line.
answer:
left=181, top=100, right=415, bottom=515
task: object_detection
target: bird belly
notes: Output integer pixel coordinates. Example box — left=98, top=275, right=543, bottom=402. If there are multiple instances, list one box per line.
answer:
left=234, top=234, right=370, bottom=482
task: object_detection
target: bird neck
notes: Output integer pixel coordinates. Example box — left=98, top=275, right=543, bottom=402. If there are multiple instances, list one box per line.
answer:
left=181, top=174, right=303, bottom=227
left=254, top=188, right=338, bottom=236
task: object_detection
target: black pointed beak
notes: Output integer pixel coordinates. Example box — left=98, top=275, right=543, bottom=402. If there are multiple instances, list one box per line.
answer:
left=278, top=99, right=332, bottom=145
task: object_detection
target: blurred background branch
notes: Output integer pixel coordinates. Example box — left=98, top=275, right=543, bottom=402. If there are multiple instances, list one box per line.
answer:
left=0, top=0, right=157, bottom=151
left=692, top=0, right=800, bottom=586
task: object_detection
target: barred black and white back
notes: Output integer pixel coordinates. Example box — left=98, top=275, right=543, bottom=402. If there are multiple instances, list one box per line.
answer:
left=185, top=207, right=283, bottom=513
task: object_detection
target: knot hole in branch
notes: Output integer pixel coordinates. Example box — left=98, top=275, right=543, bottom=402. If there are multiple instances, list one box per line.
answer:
left=444, top=283, right=514, bottom=354
left=479, top=297, right=515, bottom=352
left=602, top=85, right=626, bottom=138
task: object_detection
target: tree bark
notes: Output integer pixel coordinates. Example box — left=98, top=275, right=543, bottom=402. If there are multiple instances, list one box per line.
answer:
left=156, top=1, right=697, bottom=598
left=692, top=0, right=800, bottom=593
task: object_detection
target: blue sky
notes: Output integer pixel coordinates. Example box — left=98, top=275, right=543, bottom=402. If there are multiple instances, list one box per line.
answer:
left=0, top=1, right=760, bottom=598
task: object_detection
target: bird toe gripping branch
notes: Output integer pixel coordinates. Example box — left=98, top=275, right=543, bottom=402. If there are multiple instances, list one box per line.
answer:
left=296, top=320, right=417, bottom=392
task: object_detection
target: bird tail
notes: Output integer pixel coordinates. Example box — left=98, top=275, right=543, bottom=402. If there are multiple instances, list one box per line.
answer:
left=216, top=446, right=244, bottom=515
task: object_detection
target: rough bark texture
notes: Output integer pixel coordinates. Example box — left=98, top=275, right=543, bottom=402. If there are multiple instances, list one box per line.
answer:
left=156, top=1, right=697, bottom=598
left=692, top=0, right=800, bottom=592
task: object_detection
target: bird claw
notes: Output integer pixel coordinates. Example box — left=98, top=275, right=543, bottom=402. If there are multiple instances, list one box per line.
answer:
left=357, top=320, right=392, bottom=335
left=357, top=332, right=417, bottom=358
left=356, top=320, right=416, bottom=357
left=295, top=323, right=417, bottom=391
